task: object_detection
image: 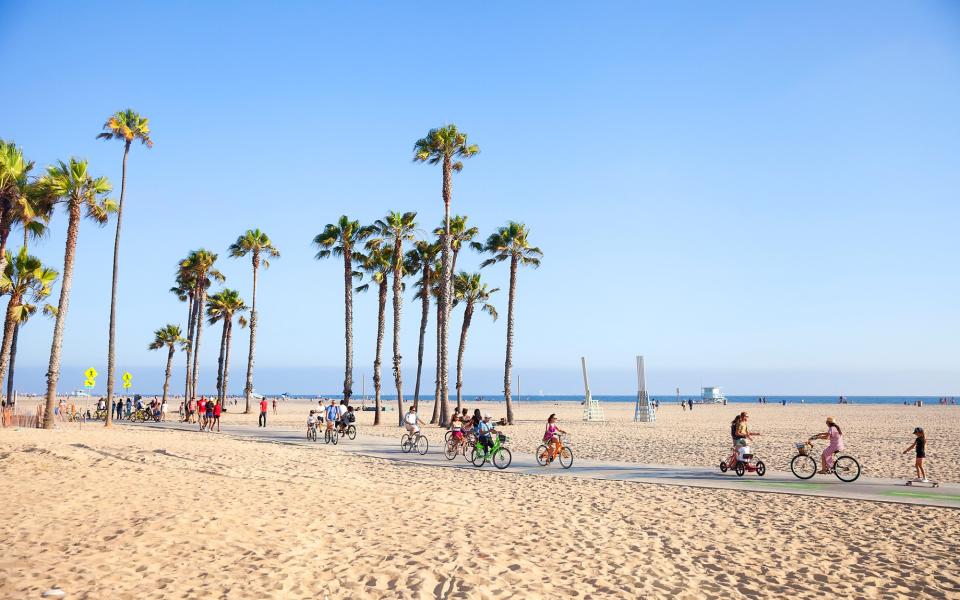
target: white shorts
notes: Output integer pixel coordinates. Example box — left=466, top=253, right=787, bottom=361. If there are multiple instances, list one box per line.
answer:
left=405, top=424, right=420, bottom=435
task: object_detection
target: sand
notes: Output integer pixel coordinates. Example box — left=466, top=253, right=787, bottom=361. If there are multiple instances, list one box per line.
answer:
left=2, top=400, right=959, bottom=599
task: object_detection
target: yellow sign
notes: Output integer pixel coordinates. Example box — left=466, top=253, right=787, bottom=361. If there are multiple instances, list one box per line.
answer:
left=84, top=378, right=96, bottom=388
left=122, top=372, right=132, bottom=383
left=122, top=381, right=132, bottom=389
left=85, top=367, right=98, bottom=379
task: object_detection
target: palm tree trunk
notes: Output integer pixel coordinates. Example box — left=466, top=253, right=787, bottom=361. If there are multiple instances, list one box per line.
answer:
left=191, top=289, right=206, bottom=399
left=438, top=157, right=452, bottom=427
left=104, top=141, right=130, bottom=428
left=162, top=344, right=174, bottom=408
left=43, top=200, right=82, bottom=429
left=215, top=319, right=227, bottom=404
left=392, top=239, right=404, bottom=426
left=6, top=321, right=20, bottom=402
left=244, top=254, right=259, bottom=413
left=183, top=294, right=196, bottom=400
left=0, top=203, right=14, bottom=297
left=343, top=247, right=354, bottom=403
left=504, top=256, right=518, bottom=425
left=0, top=296, right=20, bottom=397
left=412, top=266, right=430, bottom=413
left=223, top=319, right=233, bottom=407
left=456, top=302, right=474, bottom=413
left=373, top=279, right=387, bottom=425
left=430, top=299, right=441, bottom=425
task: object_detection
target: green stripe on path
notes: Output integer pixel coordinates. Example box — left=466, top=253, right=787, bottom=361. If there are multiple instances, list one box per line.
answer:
left=730, top=480, right=824, bottom=490
left=884, top=491, right=960, bottom=502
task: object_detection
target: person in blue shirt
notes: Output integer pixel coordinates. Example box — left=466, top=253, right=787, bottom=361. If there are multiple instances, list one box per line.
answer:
left=475, top=413, right=495, bottom=456
left=325, top=400, right=339, bottom=434
left=125, top=397, right=132, bottom=419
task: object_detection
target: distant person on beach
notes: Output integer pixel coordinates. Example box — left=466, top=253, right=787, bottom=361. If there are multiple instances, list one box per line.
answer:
left=681, top=400, right=686, bottom=411
left=160, top=400, right=169, bottom=422
left=809, top=417, right=844, bottom=474
left=259, top=398, right=269, bottom=427
left=125, top=397, right=132, bottom=419
left=212, top=400, right=222, bottom=432
left=688, top=399, right=693, bottom=411
left=903, top=427, right=927, bottom=482
left=273, top=398, right=278, bottom=415
left=204, top=399, right=214, bottom=430
left=198, top=397, right=207, bottom=430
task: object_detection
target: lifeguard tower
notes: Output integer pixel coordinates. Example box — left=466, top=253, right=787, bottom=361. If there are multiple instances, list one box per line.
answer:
left=633, top=355, right=655, bottom=422
left=580, top=357, right=605, bottom=422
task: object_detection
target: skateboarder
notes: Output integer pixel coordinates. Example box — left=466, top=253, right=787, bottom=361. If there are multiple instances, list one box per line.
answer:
left=902, top=427, right=927, bottom=482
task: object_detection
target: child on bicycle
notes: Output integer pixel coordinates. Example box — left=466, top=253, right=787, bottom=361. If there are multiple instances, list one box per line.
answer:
left=543, top=414, right=566, bottom=461
left=307, top=410, right=318, bottom=435
left=902, top=427, right=927, bottom=482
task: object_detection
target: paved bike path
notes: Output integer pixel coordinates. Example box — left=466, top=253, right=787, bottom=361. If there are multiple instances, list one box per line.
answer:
left=134, top=421, right=960, bottom=509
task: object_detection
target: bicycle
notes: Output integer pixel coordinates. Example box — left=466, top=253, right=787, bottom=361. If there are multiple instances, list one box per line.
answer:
left=536, top=434, right=573, bottom=469
left=324, top=425, right=338, bottom=445
left=790, top=441, right=861, bottom=482
left=443, top=430, right=475, bottom=461
left=335, top=422, right=357, bottom=441
left=471, top=431, right=512, bottom=469
left=400, top=430, right=429, bottom=455
left=307, top=423, right=318, bottom=441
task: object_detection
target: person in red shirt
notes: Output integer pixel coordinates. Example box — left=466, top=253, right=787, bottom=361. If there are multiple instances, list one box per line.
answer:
left=259, top=398, right=268, bottom=427
left=198, top=397, right=207, bottom=431
left=213, top=400, right=222, bottom=432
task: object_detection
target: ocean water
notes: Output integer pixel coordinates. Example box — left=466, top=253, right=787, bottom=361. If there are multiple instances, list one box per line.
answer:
left=278, top=394, right=956, bottom=405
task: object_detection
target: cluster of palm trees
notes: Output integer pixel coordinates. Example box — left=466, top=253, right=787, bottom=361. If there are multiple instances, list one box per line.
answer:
left=156, top=231, right=279, bottom=414
left=316, top=125, right=542, bottom=426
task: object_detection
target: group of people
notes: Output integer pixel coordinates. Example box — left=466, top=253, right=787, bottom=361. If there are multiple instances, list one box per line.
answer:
left=306, top=398, right=356, bottom=436
left=93, top=395, right=166, bottom=421
left=182, top=396, right=222, bottom=432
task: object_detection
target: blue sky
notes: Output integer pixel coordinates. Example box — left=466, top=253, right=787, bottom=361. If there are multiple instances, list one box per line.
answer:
left=1, top=1, right=958, bottom=396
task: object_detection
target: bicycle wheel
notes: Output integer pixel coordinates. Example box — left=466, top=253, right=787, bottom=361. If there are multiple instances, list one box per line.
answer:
left=756, top=460, right=766, bottom=476
left=535, top=445, right=549, bottom=466
left=735, top=461, right=745, bottom=477
left=719, top=460, right=728, bottom=473
left=444, top=430, right=454, bottom=444
left=400, top=434, right=412, bottom=453
left=324, top=429, right=332, bottom=444
left=471, top=448, right=486, bottom=467
left=444, top=441, right=459, bottom=460
left=558, top=447, right=573, bottom=469
left=493, top=448, right=512, bottom=470
left=416, top=435, right=429, bottom=455
left=833, top=456, right=861, bottom=482
left=331, top=429, right=339, bottom=445
left=347, top=425, right=356, bottom=440
left=790, top=455, right=817, bottom=479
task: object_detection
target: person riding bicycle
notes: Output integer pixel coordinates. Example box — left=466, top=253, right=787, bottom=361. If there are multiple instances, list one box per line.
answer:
left=324, top=400, right=339, bottom=433
left=403, top=406, right=423, bottom=436
left=543, top=414, right=567, bottom=461
left=809, top=416, right=844, bottom=474
left=307, top=410, right=318, bottom=435
left=475, top=413, right=495, bottom=456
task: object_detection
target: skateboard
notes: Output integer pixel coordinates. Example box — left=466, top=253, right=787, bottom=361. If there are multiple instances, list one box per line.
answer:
left=905, top=479, right=940, bottom=487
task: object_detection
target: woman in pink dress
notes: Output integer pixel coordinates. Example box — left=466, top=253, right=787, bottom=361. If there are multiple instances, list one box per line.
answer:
left=809, top=416, right=844, bottom=474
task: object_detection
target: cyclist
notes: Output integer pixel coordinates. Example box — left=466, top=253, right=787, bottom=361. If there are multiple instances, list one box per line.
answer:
left=475, top=413, right=495, bottom=457
left=542, top=414, right=567, bottom=461
left=307, top=410, right=318, bottom=437
left=324, top=400, right=339, bottom=435
left=809, top=416, right=844, bottom=474
left=403, top=405, right=423, bottom=437
left=448, top=411, right=465, bottom=450
left=336, top=401, right=350, bottom=434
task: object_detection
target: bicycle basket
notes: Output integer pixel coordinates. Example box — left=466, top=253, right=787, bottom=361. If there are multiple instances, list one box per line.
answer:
left=795, top=442, right=808, bottom=456
left=498, top=433, right=508, bottom=443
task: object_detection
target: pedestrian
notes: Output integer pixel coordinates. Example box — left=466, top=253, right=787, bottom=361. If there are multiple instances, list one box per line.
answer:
left=259, top=397, right=268, bottom=427
left=688, top=398, right=693, bottom=411
left=161, top=399, right=169, bottom=422
left=273, top=398, right=278, bottom=415
left=213, top=400, right=222, bottom=432
left=902, top=427, right=927, bottom=482
left=125, top=397, right=132, bottom=419
left=198, top=396, right=207, bottom=430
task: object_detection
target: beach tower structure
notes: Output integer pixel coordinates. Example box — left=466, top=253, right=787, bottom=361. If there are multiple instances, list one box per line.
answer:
left=581, top=356, right=605, bottom=422
left=634, top=355, right=655, bottom=422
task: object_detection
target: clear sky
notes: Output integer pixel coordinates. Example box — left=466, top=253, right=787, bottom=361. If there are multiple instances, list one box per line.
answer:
left=1, top=1, right=958, bottom=396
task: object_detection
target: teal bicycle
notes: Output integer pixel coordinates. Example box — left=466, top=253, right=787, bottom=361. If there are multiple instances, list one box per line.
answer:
left=470, top=431, right=512, bottom=469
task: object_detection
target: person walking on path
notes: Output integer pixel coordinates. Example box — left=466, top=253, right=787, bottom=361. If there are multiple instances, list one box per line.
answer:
left=259, top=398, right=268, bottom=427
left=272, top=398, right=278, bottom=415
left=688, top=398, right=693, bottom=411
left=213, top=400, right=222, bottom=432
left=903, top=427, right=928, bottom=482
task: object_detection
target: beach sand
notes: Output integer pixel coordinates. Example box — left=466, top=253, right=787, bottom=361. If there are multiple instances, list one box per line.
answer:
left=2, top=401, right=959, bottom=599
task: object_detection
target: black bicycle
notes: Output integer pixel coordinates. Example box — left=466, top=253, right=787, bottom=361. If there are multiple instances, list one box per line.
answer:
left=790, top=442, right=861, bottom=482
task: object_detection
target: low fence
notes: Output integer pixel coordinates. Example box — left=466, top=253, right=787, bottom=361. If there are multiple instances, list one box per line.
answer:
left=1, top=402, right=46, bottom=428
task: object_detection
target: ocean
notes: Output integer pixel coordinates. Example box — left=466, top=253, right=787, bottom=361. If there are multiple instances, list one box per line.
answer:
left=277, top=394, right=956, bottom=405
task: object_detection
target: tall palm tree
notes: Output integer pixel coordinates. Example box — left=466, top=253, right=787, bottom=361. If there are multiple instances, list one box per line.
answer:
left=356, top=242, right=392, bottom=425
left=228, top=229, right=279, bottom=413
left=435, top=215, right=479, bottom=282
left=207, top=289, right=248, bottom=405
left=452, top=272, right=498, bottom=413
left=179, top=249, right=224, bottom=401
left=370, top=211, right=417, bottom=423
left=404, top=240, right=439, bottom=413
left=413, top=125, right=479, bottom=426
left=0, top=140, right=35, bottom=281
left=475, top=222, right=542, bottom=425
left=170, top=272, right=197, bottom=400
left=313, top=216, right=374, bottom=403
left=0, top=249, right=57, bottom=397
left=98, top=109, right=152, bottom=427
left=148, top=324, right=186, bottom=410
left=40, top=158, right=114, bottom=428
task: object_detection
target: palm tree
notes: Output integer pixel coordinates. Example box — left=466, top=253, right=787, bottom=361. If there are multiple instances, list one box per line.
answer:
left=452, top=272, right=498, bottom=413
left=475, top=222, right=542, bottom=425
left=370, top=211, right=417, bottom=424
left=207, top=289, right=248, bottom=405
left=436, top=215, right=479, bottom=281
left=170, top=272, right=197, bottom=400
left=404, top=240, right=439, bottom=413
left=0, top=140, right=35, bottom=281
left=413, top=125, right=479, bottom=426
left=148, top=324, right=186, bottom=410
left=356, top=242, right=392, bottom=425
left=228, top=229, right=279, bottom=413
left=40, top=159, right=114, bottom=428
left=313, top=216, right=374, bottom=404
left=98, top=110, right=152, bottom=427
left=0, top=249, right=57, bottom=398
left=179, top=249, right=224, bottom=401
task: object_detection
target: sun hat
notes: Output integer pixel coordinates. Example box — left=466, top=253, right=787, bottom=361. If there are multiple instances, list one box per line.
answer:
left=826, top=416, right=835, bottom=424
left=913, top=427, right=923, bottom=433
left=484, top=413, right=491, bottom=419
